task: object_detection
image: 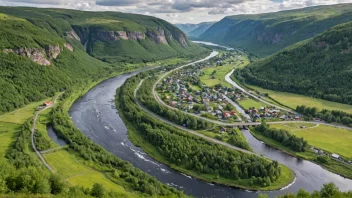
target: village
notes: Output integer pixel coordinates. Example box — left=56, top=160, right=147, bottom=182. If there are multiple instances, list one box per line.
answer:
left=156, top=51, right=299, bottom=123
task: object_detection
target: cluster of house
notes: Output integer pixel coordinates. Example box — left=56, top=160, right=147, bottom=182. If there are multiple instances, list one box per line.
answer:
left=312, top=147, right=352, bottom=166
left=157, top=68, right=241, bottom=120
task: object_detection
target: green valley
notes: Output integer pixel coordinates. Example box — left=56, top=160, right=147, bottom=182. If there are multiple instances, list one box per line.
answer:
left=199, top=4, right=352, bottom=56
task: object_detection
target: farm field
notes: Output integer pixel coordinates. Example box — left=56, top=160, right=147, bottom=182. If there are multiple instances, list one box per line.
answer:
left=200, top=61, right=241, bottom=88
left=247, top=85, right=352, bottom=114
left=44, top=150, right=137, bottom=196
left=0, top=97, right=54, bottom=159
left=237, top=98, right=266, bottom=110
left=0, top=122, right=21, bottom=158
left=272, top=123, right=352, bottom=158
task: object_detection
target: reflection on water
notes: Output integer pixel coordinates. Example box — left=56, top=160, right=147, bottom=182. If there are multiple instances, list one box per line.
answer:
left=47, top=125, right=67, bottom=146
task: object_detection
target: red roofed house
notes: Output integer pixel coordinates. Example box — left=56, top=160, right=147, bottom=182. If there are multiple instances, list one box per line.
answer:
left=44, top=101, right=52, bottom=107
left=230, top=110, right=237, bottom=116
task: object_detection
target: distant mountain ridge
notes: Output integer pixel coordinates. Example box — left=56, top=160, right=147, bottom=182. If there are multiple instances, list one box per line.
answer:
left=235, top=21, right=352, bottom=105
left=199, top=4, right=352, bottom=56
left=0, top=7, right=208, bottom=113
left=175, top=22, right=215, bottom=38
left=0, top=7, right=207, bottom=64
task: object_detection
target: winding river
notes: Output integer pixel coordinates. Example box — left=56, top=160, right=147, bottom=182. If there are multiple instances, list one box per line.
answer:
left=69, top=48, right=352, bottom=197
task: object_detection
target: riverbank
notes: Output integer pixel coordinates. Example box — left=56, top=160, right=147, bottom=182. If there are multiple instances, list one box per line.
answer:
left=249, top=128, right=352, bottom=180
left=116, top=74, right=295, bottom=192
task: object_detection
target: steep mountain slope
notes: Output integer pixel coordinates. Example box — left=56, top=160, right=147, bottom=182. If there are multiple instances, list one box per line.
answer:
left=175, top=23, right=200, bottom=34
left=199, top=4, right=352, bottom=56
left=235, top=22, right=352, bottom=105
left=188, top=22, right=214, bottom=38
left=176, top=22, right=215, bottom=38
left=0, top=7, right=208, bottom=114
left=0, top=7, right=208, bottom=64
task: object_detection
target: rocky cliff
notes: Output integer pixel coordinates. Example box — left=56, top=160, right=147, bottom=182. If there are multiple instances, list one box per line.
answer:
left=3, top=43, right=73, bottom=65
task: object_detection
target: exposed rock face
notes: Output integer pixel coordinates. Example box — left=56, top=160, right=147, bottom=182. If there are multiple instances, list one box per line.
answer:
left=64, top=43, right=74, bottom=52
left=146, top=28, right=168, bottom=44
left=45, top=45, right=61, bottom=59
left=66, top=30, right=81, bottom=41
left=256, top=32, right=284, bottom=44
left=177, top=34, right=188, bottom=47
left=95, top=30, right=147, bottom=42
left=3, top=44, right=69, bottom=65
left=127, top=31, right=145, bottom=40
left=3, top=48, right=51, bottom=65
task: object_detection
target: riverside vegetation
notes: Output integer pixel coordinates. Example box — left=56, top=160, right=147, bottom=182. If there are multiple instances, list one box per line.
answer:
left=0, top=6, right=210, bottom=198
left=116, top=72, right=295, bottom=190
left=251, top=122, right=352, bottom=179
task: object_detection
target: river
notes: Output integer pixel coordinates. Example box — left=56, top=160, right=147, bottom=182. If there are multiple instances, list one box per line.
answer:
left=69, top=50, right=352, bottom=197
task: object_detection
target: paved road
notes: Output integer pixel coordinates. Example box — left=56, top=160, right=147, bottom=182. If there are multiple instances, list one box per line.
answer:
left=135, top=79, right=258, bottom=156
left=225, top=69, right=296, bottom=114
left=151, top=55, right=352, bottom=131
left=31, top=93, right=63, bottom=172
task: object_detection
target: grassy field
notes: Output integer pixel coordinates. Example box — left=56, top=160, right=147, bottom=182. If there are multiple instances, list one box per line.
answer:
left=0, top=97, right=54, bottom=160
left=0, top=122, right=21, bottom=158
left=250, top=127, right=352, bottom=179
left=0, top=97, right=52, bottom=124
left=272, top=123, right=352, bottom=158
left=200, top=61, right=241, bottom=88
left=44, top=150, right=138, bottom=197
left=247, top=85, right=352, bottom=113
left=238, top=98, right=266, bottom=110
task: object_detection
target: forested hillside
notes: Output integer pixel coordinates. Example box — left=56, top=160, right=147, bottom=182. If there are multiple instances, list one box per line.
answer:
left=0, top=7, right=208, bottom=64
left=199, top=4, right=352, bottom=56
left=0, top=8, right=208, bottom=114
left=235, top=21, right=352, bottom=105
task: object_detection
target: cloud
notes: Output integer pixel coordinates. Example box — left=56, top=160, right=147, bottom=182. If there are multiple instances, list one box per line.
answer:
left=1, top=0, right=352, bottom=23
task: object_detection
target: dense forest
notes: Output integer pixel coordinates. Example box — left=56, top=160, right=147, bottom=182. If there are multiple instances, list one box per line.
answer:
left=0, top=9, right=208, bottom=114
left=235, top=21, right=352, bottom=105
left=117, top=72, right=286, bottom=188
left=296, top=105, right=352, bottom=127
left=200, top=4, right=352, bottom=56
left=254, top=122, right=309, bottom=152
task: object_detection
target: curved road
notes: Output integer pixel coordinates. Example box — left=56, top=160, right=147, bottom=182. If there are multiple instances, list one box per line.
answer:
left=151, top=56, right=352, bottom=130
left=225, top=70, right=295, bottom=114
left=135, top=79, right=257, bottom=156
left=31, top=93, right=63, bottom=172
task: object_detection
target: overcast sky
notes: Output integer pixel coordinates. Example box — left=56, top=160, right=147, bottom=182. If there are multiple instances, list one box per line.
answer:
left=0, top=0, right=352, bottom=24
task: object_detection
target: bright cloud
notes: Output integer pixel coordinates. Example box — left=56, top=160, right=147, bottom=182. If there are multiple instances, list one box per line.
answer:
left=0, top=0, right=351, bottom=23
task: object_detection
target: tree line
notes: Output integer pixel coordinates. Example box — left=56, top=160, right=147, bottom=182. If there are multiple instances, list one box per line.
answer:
left=296, top=105, right=352, bottom=127
left=235, top=21, right=352, bottom=105
left=254, top=122, right=309, bottom=152
left=117, top=73, right=283, bottom=188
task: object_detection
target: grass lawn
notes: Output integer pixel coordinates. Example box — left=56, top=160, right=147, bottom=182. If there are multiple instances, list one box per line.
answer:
left=0, top=96, right=55, bottom=160
left=247, top=85, right=352, bottom=114
left=0, top=97, right=52, bottom=124
left=272, top=123, right=352, bottom=158
left=67, top=171, right=133, bottom=195
left=44, top=150, right=138, bottom=196
left=238, top=98, right=266, bottom=110
left=44, top=150, right=91, bottom=178
left=0, top=122, right=21, bottom=158
left=200, top=61, right=241, bottom=88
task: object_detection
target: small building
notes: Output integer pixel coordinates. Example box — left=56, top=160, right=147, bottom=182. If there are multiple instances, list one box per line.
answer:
left=332, top=154, right=340, bottom=159
left=44, top=101, right=52, bottom=107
